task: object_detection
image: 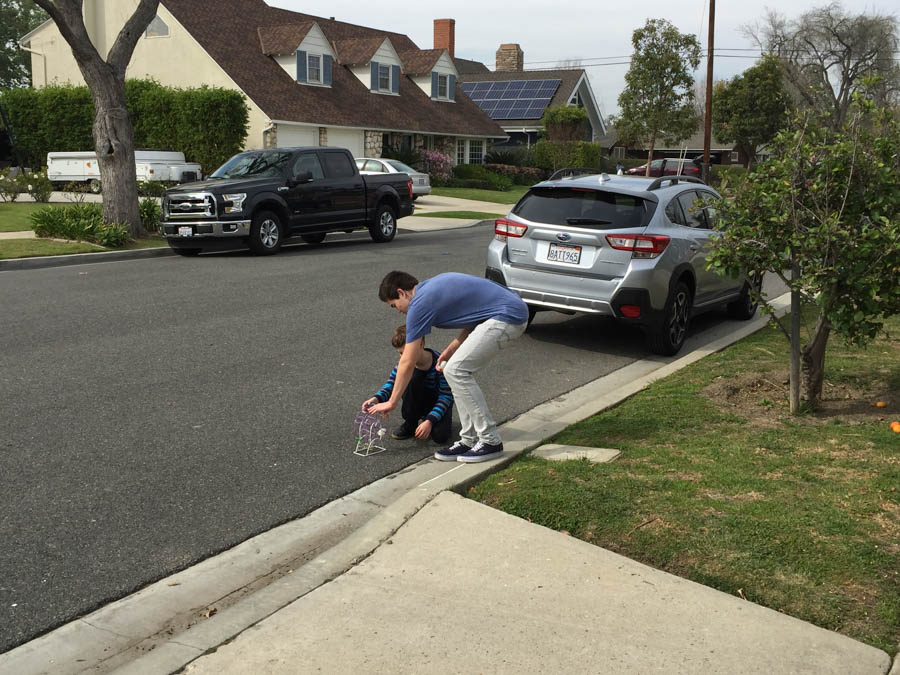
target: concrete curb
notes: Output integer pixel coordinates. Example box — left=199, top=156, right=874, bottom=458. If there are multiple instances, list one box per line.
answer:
left=0, top=294, right=795, bottom=675
left=0, top=246, right=175, bottom=272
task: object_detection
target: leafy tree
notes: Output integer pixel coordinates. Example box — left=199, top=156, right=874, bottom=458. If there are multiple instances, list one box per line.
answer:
left=31, top=0, right=160, bottom=237
left=744, top=2, right=900, bottom=129
left=707, top=91, right=900, bottom=413
left=0, top=0, right=46, bottom=89
left=712, top=55, right=791, bottom=168
left=617, top=18, right=700, bottom=175
left=540, top=105, right=588, bottom=142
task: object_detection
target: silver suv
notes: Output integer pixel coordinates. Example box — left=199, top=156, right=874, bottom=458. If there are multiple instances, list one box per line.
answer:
left=485, top=173, right=759, bottom=355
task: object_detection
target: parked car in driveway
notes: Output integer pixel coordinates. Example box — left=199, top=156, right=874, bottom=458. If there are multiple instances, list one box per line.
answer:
left=485, top=172, right=760, bottom=355
left=356, top=157, right=431, bottom=199
left=161, top=147, right=413, bottom=256
left=626, top=158, right=702, bottom=178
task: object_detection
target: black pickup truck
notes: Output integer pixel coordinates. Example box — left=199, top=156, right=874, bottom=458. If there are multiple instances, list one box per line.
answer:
left=161, top=147, right=414, bottom=256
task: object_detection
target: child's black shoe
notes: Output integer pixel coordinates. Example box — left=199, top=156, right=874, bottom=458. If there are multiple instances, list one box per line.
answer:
left=391, top=421, right=416, bottom=440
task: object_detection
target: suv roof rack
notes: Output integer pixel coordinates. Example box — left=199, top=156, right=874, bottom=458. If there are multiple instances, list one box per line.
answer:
left=548, top=167, right=602, bottom=181
left=647, top=175, right=706, bottom=190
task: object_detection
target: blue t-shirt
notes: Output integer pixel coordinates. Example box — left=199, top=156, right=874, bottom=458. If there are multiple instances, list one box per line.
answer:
left=405, top=273, right=528, bottom=343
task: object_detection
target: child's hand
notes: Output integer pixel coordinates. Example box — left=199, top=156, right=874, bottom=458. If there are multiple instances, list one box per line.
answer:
left=415, top=419, right=433, bottom=439
left=362, top=397, right=378, bottom=412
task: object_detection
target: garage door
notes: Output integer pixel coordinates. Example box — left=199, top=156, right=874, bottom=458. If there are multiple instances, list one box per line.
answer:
left=327, top=128, right=364, bottom=158
left=277, top=125, right=317, bottom=148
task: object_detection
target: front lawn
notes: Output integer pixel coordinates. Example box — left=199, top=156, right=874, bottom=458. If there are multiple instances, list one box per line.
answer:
left=0, top=239, right=103, bottom=259
left=431, top=186, right=529, bottom=204
left=0, top=202, right=64, bottom=232
left=470, top=311, right=900, bottom=654
left=0, top=235, right=169, bottom=259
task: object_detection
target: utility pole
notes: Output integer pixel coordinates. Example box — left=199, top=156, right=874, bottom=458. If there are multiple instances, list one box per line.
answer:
left=702, top=0, right=715, bottom=184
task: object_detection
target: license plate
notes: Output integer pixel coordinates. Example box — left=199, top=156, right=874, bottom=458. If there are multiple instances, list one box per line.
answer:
left=547, top=243, right=581, bottom=264
left=178, top=226, right=192, bottom=237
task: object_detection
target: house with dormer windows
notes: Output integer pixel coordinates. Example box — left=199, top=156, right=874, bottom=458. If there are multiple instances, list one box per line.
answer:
left=18, top=0, right=505, bottom=166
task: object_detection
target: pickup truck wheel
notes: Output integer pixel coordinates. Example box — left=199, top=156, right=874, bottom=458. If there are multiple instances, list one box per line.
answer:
left=248, top=210, right=283, bottom=255
left=89, top=179, right=101, bottom=194
left=646, top=281, right=692, bottom=356
left=172, top=247, right=201, bottom=256
left=369, top=203, right=396, bottom=243
left=301, top=233, right=326, bottom=244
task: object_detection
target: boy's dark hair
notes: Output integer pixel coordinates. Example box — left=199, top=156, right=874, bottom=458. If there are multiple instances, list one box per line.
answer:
left=379, top=271, right=418, bottom=302
left=391, top=324, right=407, bottom=349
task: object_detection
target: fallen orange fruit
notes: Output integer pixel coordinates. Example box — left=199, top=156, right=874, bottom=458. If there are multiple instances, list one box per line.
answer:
left=876, top=401, right=887, bottom=408
left=892, top=422, right=900, bottom=433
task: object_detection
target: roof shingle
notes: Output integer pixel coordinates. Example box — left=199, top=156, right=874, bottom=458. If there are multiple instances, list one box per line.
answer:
left=159, top=0, right=505, bottom=137
left=257, top=23, right=314, bottom=55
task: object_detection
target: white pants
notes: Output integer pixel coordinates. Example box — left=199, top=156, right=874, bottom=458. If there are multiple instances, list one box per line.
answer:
left=442, top=318, right=526, bottom=446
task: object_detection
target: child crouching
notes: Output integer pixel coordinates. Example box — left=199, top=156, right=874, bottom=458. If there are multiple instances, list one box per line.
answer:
left=362, top=325, right=453, bottom=443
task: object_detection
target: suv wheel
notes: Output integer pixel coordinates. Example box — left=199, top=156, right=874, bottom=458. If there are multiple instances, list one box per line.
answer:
left=248, top=210, right=283, bottom=255
left=727, top=273, right=762, bottom=320
left=647, top=281, right=692, bottom=356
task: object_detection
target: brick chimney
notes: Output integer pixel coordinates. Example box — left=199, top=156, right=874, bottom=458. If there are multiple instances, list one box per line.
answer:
left=496, top=43, right=523, bottom=71
left=434, top=19, right=455, bottom=58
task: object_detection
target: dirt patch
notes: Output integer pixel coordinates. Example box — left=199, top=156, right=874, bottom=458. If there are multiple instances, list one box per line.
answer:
left=702, top=369, right=897, bottom=426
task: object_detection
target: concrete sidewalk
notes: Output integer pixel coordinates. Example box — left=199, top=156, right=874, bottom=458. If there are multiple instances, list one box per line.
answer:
left=182, top=491, right=891, bottom=675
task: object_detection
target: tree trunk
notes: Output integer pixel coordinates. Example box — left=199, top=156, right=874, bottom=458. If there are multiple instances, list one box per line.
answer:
left=789, top=256, right=801, bottom=414
left=645, top=140, right=655, bottom=177
left=801, top=315, right=831, bottom=408
left=86, top=66, right=144, bottom=237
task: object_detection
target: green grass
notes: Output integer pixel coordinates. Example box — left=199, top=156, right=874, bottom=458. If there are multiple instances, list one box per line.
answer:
left=415, top=211, right=500, bottom=220
left=0, top=234, right=169, bottom=259
left=0, top=202, right=64, bottom=232
left=431, top=186, right=529, bottom=204
left=469, top=312, right=900, bottom=654
left=0, top=239, right=104, bottom=258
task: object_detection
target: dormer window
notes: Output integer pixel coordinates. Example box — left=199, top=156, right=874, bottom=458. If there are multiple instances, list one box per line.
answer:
left=430, top=71, right=456, bottom=101
left=308, top=54, right=322, bottom=83
left=296, top=50, right=333, bottom=87
left=378, top=64, right=391, bottom=91
left=438, top=74, right=448, bottom=99
left=145, top=15, right=169, bottom=38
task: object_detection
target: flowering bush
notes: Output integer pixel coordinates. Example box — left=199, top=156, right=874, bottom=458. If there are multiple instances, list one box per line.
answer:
left=483, top=163, right=545, bottom=185
left=422, top=150, right=452, bottom=186
left=26, top=170, right=53, bottom=202
left=0, top=169, right=24, bottom=202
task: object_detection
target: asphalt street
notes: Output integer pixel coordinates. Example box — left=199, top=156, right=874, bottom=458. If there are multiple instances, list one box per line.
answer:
left=0, top=224, right=758, bottom=653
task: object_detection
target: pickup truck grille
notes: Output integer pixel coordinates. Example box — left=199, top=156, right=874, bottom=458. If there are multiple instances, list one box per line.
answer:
left=164, top=192, right=216, bottom=219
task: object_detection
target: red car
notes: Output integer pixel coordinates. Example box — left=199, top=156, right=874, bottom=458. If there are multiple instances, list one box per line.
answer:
left=626, top=158, right=702, bottom=178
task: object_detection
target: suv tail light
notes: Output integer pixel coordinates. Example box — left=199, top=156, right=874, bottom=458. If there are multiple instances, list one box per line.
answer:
left=495, top=218, right=527, bottom=241
left=407, top=179, right=413, bottom=199
left=605, top=234, right=670, bottom=259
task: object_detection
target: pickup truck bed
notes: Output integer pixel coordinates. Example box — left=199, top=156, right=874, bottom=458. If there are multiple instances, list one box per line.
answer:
left=161, top=147, right=414, bottom=255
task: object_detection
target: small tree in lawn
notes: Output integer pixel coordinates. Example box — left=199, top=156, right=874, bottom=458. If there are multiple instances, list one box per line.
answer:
left=617, top=19, right=700, bottom=176
left=32, top=0, right=160, bottom=237
left=707, top=90, right=900, bottom=413
left=712, top=55, right=791, bottom=169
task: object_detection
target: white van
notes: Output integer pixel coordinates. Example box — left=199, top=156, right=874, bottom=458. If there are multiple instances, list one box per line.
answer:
left=46, top=150, right=202, bottom=193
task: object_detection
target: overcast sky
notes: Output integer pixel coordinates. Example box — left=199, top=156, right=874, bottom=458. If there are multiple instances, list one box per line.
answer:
left=268, top=0, right=897, bottom=119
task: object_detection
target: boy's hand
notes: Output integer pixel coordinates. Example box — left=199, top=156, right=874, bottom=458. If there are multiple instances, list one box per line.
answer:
left=361, top=397, right=379, bottom=412
left=415, top=419, right=433, bottom=440
left=368, top=400, right=395, bottom=416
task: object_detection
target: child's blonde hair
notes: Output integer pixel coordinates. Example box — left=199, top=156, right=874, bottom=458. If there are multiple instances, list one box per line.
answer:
left=391, top=324, right=407, bottom=349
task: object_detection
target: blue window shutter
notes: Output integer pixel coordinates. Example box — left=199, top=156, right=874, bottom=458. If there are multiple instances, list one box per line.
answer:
left=323, top=54, right=333, bottom=86
left=449, top=74, right=456, bottom=101
left=296, top=50, right=307, bottom=83
left=391, top=65, right=400, bottom=94
left=370, top=61, right=378, bottom=91
left=431, top=71, right=438, bottom=98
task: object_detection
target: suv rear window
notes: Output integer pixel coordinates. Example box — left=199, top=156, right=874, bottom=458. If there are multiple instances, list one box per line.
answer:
left=512, top=187, right=654, bottom=229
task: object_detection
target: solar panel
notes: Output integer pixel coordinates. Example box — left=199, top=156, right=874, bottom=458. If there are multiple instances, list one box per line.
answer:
left=459, top=78, right=562, bottom=120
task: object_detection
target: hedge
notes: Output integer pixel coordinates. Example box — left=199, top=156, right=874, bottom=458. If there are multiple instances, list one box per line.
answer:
left=533, top=141, right=613, bottom=172
left=1, top=79, right=248, bottom=174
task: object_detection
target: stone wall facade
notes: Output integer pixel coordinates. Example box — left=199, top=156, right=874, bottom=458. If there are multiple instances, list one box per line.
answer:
left=364, top=130, right=382, bottom=157
left=318, top=127, right=327, bottom=146
left=263, top=125, right=277, bottom=149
